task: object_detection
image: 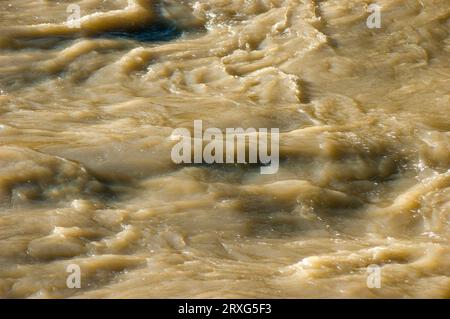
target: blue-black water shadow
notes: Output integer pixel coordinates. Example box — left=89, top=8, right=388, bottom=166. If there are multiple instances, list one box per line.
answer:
left=93, top=23, right=181, bottom=42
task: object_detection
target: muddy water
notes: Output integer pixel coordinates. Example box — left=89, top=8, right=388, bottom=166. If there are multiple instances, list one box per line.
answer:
left=0, top=0, right=449, bottom=298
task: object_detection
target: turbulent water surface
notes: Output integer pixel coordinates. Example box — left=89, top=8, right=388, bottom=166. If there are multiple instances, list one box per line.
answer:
left=0, top=0, right=449, bottom=298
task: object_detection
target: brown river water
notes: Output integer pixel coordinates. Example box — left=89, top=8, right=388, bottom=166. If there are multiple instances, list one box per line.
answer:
left=0, top=0, right=449, bottom=298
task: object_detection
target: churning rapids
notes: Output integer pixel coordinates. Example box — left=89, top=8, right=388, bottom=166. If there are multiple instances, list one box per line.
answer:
left=0, top=0, right=449, bottom=298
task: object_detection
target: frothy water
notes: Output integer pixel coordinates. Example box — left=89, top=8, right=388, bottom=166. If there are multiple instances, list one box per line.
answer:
left=0, top=0, right=449, bottom=298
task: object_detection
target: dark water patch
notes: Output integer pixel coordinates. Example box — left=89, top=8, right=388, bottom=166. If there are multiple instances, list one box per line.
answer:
left=1, top=23, right=182, bottom=50
left=93, top=23, right=181, bottom=42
